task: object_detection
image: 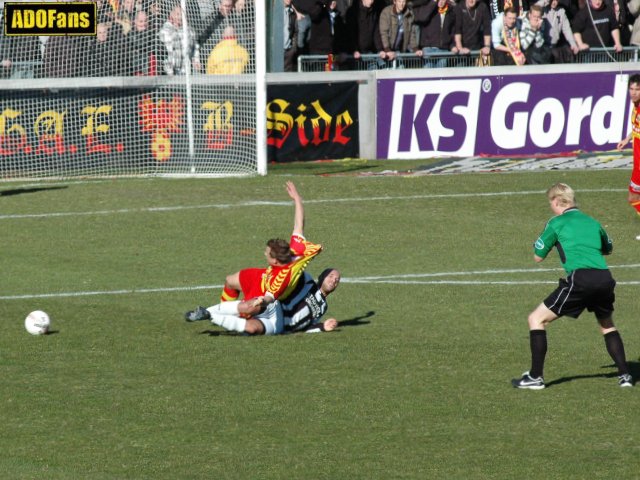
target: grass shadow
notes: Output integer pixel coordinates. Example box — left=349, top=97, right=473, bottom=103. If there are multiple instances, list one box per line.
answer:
left=628, top=360, right=640, bottom=380
left=337, top=310, right=374, bottom=328
left=199, top=329, right=239, bottom=337
left=1, top=186, right=67, bottom=197
left=544, top=361, right=640, bottom=387
left=196, top=311, right=376, bottom=336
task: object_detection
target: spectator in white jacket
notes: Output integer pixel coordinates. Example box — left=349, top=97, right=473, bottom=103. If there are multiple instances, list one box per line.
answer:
left=539, top=0, right=579, bottom=62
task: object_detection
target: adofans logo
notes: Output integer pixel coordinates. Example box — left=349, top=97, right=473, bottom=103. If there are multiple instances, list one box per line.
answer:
left=4, top=2, right=96, bottom=36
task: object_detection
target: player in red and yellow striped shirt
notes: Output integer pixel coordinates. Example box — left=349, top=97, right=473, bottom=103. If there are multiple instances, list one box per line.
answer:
left=184, top=181, right=323, bottom=335
left=617, top=74, right=640, bottom=220
left=220, top=181, right=322, bottom=305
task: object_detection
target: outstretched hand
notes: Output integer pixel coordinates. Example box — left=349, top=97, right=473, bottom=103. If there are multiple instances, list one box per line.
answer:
left=286, top=181, right=301, bottom=201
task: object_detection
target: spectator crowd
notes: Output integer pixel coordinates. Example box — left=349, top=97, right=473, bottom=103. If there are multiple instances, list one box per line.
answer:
left=0, top=0, right=253, bottom=78
left=285, top=0, right=639, bottom=69
left=0, top=0, right=637, bottom=77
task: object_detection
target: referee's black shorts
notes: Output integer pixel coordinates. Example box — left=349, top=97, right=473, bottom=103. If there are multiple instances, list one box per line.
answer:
left=543, top=268, right=616, bottom=320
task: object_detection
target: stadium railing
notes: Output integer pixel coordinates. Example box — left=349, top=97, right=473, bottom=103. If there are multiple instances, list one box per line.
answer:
left=297, top=47, right=640, bottom=72
left=574, top=46, right=639, bottom=63
left=297, top=51, right=482, bottom=72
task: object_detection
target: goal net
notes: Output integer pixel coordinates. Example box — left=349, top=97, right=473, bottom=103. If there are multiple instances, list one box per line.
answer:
left=0, top=0, right=266, bottom=179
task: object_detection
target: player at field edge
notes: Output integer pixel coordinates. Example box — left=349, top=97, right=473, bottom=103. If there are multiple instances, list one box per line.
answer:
left=185, top=268, right=341, bottom=335
left=511, top=183, right=633, bottom=389
left=185, top=181, right=323, bottom=335
left=617, top=73, right=640, bottom=226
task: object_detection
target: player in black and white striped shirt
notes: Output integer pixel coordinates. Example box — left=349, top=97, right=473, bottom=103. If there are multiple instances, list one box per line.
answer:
left=281, top=268, right=340, bottom=333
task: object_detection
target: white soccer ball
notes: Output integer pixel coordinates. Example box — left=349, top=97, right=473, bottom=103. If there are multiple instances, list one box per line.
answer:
left=25, top=310, right=51, bottom=335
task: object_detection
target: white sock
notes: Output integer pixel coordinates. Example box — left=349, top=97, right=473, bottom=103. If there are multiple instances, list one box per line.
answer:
left=208, top=301, right=240, bottom=315
left=209, top=313, right=247, bottom=332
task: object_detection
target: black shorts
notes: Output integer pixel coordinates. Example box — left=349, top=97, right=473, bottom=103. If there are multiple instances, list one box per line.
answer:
left=543, top=269, right=616, bottom=320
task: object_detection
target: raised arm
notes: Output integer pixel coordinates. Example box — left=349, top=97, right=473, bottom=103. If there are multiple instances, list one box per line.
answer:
left=286, top=181, right=305, bottom=236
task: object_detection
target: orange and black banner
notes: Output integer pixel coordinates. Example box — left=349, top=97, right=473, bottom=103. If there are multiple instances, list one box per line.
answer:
left=267, top=82, right=359, bottom=162
left=4, top=2, right=96, bottom=36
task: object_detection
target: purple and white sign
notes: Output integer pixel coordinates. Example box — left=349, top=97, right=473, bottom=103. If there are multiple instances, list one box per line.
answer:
left=377, top=72, right=634, bottom=159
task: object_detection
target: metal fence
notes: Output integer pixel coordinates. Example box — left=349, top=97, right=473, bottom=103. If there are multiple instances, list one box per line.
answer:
left=297, top=47, right=640, bottom=72
left=574, top=47, right=639, bottom=63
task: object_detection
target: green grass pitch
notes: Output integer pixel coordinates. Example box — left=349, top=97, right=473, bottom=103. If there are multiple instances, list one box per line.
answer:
left=2, top=162, right=640, bottom=479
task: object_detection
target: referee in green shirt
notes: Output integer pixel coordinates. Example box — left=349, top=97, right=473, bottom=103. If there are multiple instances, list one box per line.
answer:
left=512, top=183, right=633, bottom=389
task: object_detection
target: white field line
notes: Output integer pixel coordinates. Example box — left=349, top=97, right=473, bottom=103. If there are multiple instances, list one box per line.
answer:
left=0, top=285, right=222, bottom=300
left=352, top=263, right=640, bottom=280
left=0, top=187, right=627, bottom=220
left=2, top=264, right=640, bottom=300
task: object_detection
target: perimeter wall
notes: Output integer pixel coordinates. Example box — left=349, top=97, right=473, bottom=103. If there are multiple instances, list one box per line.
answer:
left=267, top=63, right=638, bottom=162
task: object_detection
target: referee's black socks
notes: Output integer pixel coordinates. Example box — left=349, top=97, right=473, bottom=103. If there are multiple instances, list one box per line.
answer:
left=604, top=330, right=629, bottom=376
left=529, top=329, right=547, bottom=379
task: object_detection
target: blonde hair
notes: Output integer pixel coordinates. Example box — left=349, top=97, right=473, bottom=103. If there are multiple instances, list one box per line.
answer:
left=547, top=183, right=575, bottom=207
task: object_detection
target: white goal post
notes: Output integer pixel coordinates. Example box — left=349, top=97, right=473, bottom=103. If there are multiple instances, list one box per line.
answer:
left=0, top=0, right=266, bottom=179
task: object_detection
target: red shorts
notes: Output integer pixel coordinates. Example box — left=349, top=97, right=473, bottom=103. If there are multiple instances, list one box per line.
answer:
left=631, top=138, right=640, bottom=193
left=238, top=268, right=266, bottom=299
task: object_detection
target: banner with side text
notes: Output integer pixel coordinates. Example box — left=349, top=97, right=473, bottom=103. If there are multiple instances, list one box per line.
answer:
left=377, top=72, right=634, bottom=159
left=267, top=82, right=359, bottom=162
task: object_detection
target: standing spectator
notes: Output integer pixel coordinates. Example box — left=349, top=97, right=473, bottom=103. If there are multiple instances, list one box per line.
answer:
left=145, top=0, right=165, bottom=31
left=128, top=9, right=159, bottom=75
left=628, top=0, right=640, bottom=46
left=114, top=0, right=137, bottom=35
left=296, top=10, right=312, bottom=54
left=85, top=21, right=128, bottom=76
left=308, top=0, right=351, bottom=66
left=540, top=0, right=579, bottom=63
left=42, top=36, right=83, bottom=77
left=284, top=0, right=299, bottom=71
left=491, top=7, right=525, bottom=64
left=231, top=0, right=255, bottom=63
left=291, top=0, right=316, bottom=53
left=454, top=0, right=492, bottom=57
left=511, top=183, right=633, bottom=390
left=142, top=1, right=166, bottom=70
left=487, top=0, right=529, bottom=19
left=609, top=0, right=631, bottom=45
left=96, top=0, right=115, bottom=22
left=0, top=34, right=43, bottom=78
left=197, top=0, right=236, bottom=60
left=378, top=0, right=421, bottom=63
left=195, top=0, right=216, bottom=19
left=206, top=25, right=249, bottom=73
left=346, top=0, right=384, bottom=65
left=413, top=0, right=458, bottom=68
left=85, top=22, right=112, bottom=76
left=572, top=0, right=623, bottom=52
left=334, top=0, right=351, bottom=18
left=519, top=4, right=552, bottom=63
left=159, top=2, right=201, bottom=75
